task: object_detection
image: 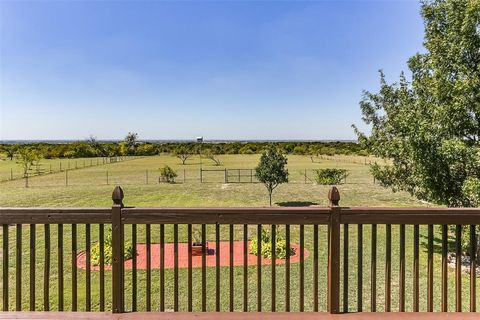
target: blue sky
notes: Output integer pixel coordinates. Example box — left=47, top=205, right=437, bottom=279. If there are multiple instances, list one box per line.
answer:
left=0, top=0, right=424, bottom=141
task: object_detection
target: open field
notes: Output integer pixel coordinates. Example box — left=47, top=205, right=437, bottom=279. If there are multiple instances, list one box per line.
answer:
left=3, top=155, right=475, bottom=313
left=0, top=154, right=416, bottom=208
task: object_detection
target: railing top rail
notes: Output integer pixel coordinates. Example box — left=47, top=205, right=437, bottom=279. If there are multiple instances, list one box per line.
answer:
left=121, top=207, right=332, bottom=224
left=0, top=208, right=111, bottom=224
left=3, top=205, right=480, bottom=225
left=341, top=207, right=480, bottom=224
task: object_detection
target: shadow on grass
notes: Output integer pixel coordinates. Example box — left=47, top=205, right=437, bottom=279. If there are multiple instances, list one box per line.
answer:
left=420, top=229, right=456, bottom=254
left=276, top=201, right=318, bottom=207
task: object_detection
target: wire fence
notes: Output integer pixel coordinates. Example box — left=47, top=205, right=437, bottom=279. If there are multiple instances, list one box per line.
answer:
left=0, top=166, right=377, bottom=188
left=0, top=156, right=142, bottom=183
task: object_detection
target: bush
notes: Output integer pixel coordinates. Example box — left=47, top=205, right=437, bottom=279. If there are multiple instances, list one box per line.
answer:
left=250, top=228, right=295, bottom=259
left=159, top=165, right=177, bottom=183
left=313, top=168, right=348, bottom=185
left=91, top=227, right=134, bottom=266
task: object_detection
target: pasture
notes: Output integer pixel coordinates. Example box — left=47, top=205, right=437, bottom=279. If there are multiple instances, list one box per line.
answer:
left=3, top=154, right=475, bottom=313
left=0, top=154, right=418, bottom=208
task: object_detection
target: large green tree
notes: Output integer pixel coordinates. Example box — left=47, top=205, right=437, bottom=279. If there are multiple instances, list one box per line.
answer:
left=354, top=0, right=480, bottom=207
left=255, top=146, right=289, bottom=206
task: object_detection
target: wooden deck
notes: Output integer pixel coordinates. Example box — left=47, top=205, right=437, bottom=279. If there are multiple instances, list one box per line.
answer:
left=0, top=313, right=479, bottom=320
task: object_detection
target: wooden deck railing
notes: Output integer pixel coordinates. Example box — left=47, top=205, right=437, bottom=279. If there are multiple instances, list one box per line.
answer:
left=0, top=186, right=479, bottom=314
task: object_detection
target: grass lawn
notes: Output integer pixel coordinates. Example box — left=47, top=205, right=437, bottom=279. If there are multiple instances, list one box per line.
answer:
left=1, top=155, right=477, bottom=312
left=0, top=154, right=420, bottom=207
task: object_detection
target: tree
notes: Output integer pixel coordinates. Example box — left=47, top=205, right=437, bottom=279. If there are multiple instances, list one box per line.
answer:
left=255, top=146, right=289, bottom=206
left=17, top=148, right=41, bottom=178
left=87, top=135, right=106, bottom=156
left=173, top=145, right=193, bottom=165
left=353, top=0, right=480, bottom=207
left=204, top=146, right=221, bottom=166
left=124, top=132, right=139, bottom=155
left=1, top=145, right=17, bottom=160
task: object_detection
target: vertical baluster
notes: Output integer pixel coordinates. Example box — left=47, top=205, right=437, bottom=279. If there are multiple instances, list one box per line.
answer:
left=300, top=224, right=304, bottom=312
left=399, top=224, right=405, bottom=312
left=85, top=224, right=90, bottom=311
left=271, top=224, right=276, bottom=312
left=44, top=224, right=50, bottom=311
left=172, top=224, right=178, bottom=311
left=470, top=225, right=476, bottom=312
left=285, top=224, right=290, bottom=312
left=314, top=224, right=319, bottom=312
left=357, top=224, right=363, bottom=312
left=201, top=224, right=206, bottom=312
left=71, top=224, right=77, bottom=311
left=427, top=224, right=433, bottom=312
left=243, top=224, right=248, bottom=312
left=98, top=224, right=104, bottom=312
left=3, top=224, right=8, bottom=311
left=216, top=223, right=220, bottom=312
left=187, top=224, right=192, bottom=312
left=341, top=224, right=348, bottom=313
left=441, top=225, right=448, bottom=312
left=146, top=224, right=152, bottom=311
left=385, top=224, right=391, bottom=312
left=29, top=224, right=35, bottom=311
left=15, top=224, right=21, bottom=311
left=58, top=224, right=64, bottom=311
left=371, top=224, right=377, bottom=312
left=257, top=224, right=262, bottom=312
left=455, top=225, right=462, bottom=312
left=229, top=224, right=234, bottom=312
left=131, top=224, right=137, bottom=311
left=159, top=224, right=165, bottom=312
left=413, top=225, right=419, bottom=312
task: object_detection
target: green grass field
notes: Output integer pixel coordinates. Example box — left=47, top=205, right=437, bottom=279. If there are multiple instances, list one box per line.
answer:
left=0, top=154, right=418, bottom=207
left=1, top=154, right=477, bottom=313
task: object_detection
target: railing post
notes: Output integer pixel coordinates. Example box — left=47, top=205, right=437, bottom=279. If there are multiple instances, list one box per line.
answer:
left=328, top=186, right=341, bottom=314
left=112, top=186, right=124, bottom=313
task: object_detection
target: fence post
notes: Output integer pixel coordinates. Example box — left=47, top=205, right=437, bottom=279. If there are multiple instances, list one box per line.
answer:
left=224, top=168, right=227, bottom=183
left=112, top=186, right=124, bottom=313
left=200, top=168, right=203, bottom=183
left=328, top=186, right=341, bottom=314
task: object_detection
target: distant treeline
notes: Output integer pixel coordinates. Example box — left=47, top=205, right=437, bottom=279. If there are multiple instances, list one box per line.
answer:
left=0, top=140, right=367, bottom=159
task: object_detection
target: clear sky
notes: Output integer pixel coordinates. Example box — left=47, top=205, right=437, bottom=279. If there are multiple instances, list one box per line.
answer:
left=0, top=0, right=424, bottom=141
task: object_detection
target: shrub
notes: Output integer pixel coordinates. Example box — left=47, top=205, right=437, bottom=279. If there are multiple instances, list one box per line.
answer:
left=250, top=228, right=295, bottom=259
left=159, top=165, right=177, bottom=183
left=91, top=227, right=134, bottom=266
left=313, top=168, right=348, bottom=185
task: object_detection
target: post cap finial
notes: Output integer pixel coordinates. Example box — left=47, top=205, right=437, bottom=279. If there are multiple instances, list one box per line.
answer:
left=328, top=186, right=340, bottom=206
left=112, top=186, right=124, bottom=206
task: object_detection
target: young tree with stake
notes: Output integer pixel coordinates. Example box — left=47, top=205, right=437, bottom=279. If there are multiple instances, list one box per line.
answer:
left=255, top=146, right=289, bottom=206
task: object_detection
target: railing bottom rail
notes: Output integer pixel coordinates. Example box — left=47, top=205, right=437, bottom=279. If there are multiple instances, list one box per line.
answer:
left=1, top=312, right=480, bottom=320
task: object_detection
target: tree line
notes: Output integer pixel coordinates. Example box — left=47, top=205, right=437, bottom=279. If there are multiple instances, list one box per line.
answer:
left=0, top=135, right=366, bottom=160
